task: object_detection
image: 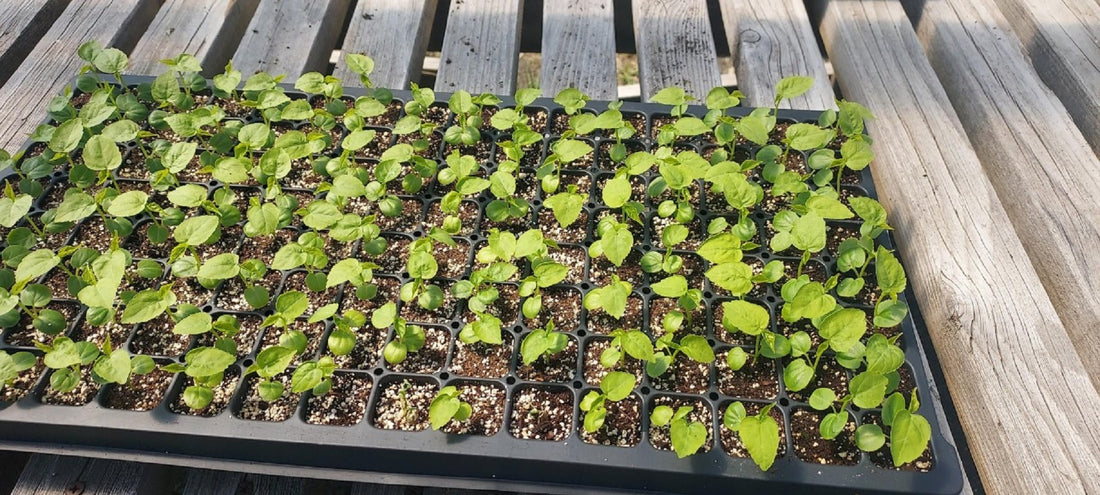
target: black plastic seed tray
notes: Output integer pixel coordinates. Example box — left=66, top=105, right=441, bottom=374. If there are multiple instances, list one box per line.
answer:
left=0, top=77, right=967, bottom=494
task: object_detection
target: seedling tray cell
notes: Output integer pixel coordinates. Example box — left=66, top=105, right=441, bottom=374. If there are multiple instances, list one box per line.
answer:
left=0, top=76, right=967, bottom=494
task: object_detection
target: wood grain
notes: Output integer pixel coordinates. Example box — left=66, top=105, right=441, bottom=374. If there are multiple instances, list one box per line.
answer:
left=0, top=0, right=70, bottom=87
left=232, top=0, right=352, bottom=78
left=13, top=455, right=167, bottom=495
left=718, top=0, right=833, bottom=109
left=0, top=0, right=160, bottom=152
left=540, top=0, right=617, bottom=100
left=914, top=0, right=1100, bottom=392
left=817, top=1, right=1100, bottom=493
left=350, top=482, right=408, bottom=495
left=334, top=0, right=438, bottom=89
left=128, top=0, right=260, bottom=77
left=631, top=0, right=722, bottom=101
left=179, top=468, right=243, bottom=495
left=990, top=0, right=1100, bottom=155
left=434, top=0, right=523, bottom=94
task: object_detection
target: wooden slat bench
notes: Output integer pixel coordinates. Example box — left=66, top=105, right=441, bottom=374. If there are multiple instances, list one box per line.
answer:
left=2, top=0, right=1100, bottom=493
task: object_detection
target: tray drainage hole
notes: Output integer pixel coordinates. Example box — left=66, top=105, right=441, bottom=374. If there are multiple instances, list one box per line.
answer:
left=760, top=252, right=771, bottom=259
left=201, top=304, right=215, bottom=312
left=532, top=200, right=542, bottom=207
left=585, top=202, right=596, bottom=209
left=707, top=339, right=716, bottom=347
left=640, top=386, right=651, bottom=395
left=766, top=296, right=776, bottom=303
left=576, top=329, right=587, bottom=337
left=401, top=271, right=411, bottom=278
left=450, top=321, right=460, bottom=329
left=579, top=282, right=591, bottom=290
left=821, top=255, right=833, bottom=263
left=505, top=376, right=516, bottom=385
left=240, top=358, right=255, bottom=368
left=439, top=372, right=450, bottom=380
left=512, top=325, right=524, bottom=334
left=708, top=392, right=719, bottom=400
left=779, top=398, right=790, bottom=407
left=703, top=291, right=713, bottom=299
left=641, top=287, right=652, bottom=295
left=572, top=381, right=583, bottom=389
left=754, top=212, right=765, bottom=220
left=469, top=233, right=481, bottom=241
left=373, top=368, right=384, bottom=376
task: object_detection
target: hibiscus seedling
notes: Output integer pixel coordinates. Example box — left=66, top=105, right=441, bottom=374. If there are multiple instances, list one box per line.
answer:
left=0, top=350, right=37, bottom=391
left=373, top=302, right=425, bottom=364
left=723, top=401, right=780, bottom=470
left=650, top=404, right=707, bottom=458
left=36, top=335, right=99, bottom=393
left=580, top=371, right=636, bottom=432
left=599, top=328, right=654, bottom=369
left=520, top=321, right=569, bottom=366
left=429, top=385, right=472, bottom=430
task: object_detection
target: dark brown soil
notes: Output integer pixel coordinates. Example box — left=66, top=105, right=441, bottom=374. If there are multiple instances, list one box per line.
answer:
left=372, top=378, right=436, bottom=431
left=374, top=198, right=424, bottom=232
left=509, top=385, right=573, bottom=441
left=282, top=271, right=341, bottom=315
left=588, top=248, right=644, bottom=286
left=173, top=277, right=216, bottom=307
left=523, top=286, right=582, bottom=332
left=440, top=382, right=506, bottom=436
left=101, top=369, right=174, bottom=411
left=305, top=373, right=373, bottom=426
left=648, top=352, right=710, bottom=394
left=648, top=395, right=713, bottom=454
left=125, top=223, right=170, bottom=259
left=516, top=336, right=576, bottom=382
left=716, top=350, right=779, bottom=400
left=129, top=314, right=190, bottom=357
left=790, top=408, right=859, bottom=465
left=579, top=393, right=642, bottom=447
left=450, top=332, right=513, bottom=378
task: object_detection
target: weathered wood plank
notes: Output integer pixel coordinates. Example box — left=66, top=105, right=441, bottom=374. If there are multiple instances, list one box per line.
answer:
left=434, top=0, right=524, bottom=94
left=13, top=455, right=168, bottom=495
left=718, top=0, right=833, bottom=109
left=914, top=0, right=1100, bottom=392
left=349, top=482, right=407, bottom=495
left=540, top=0, right=617, bottom=100
left=128, top=0, right=260, bottom=77
left=179, top=468, right=243, bottom=495
left=241, top=473, right=305, bottom=494
left=817, top=1, right=1100, bottom=493
left=0, top=0, right=70, bottom=88
left=0, top=0, right=160, bottom=151
left=232, top=0, right=352, bottom=78
left=334, top=0, right=438, bottom=89
left=990, top=0, right=1100, bottom=155
left=631, top=0, right=721, bottom=101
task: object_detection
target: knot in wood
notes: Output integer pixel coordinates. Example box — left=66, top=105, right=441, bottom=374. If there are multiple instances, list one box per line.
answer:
left=742, top=29, right=761, bottom=43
